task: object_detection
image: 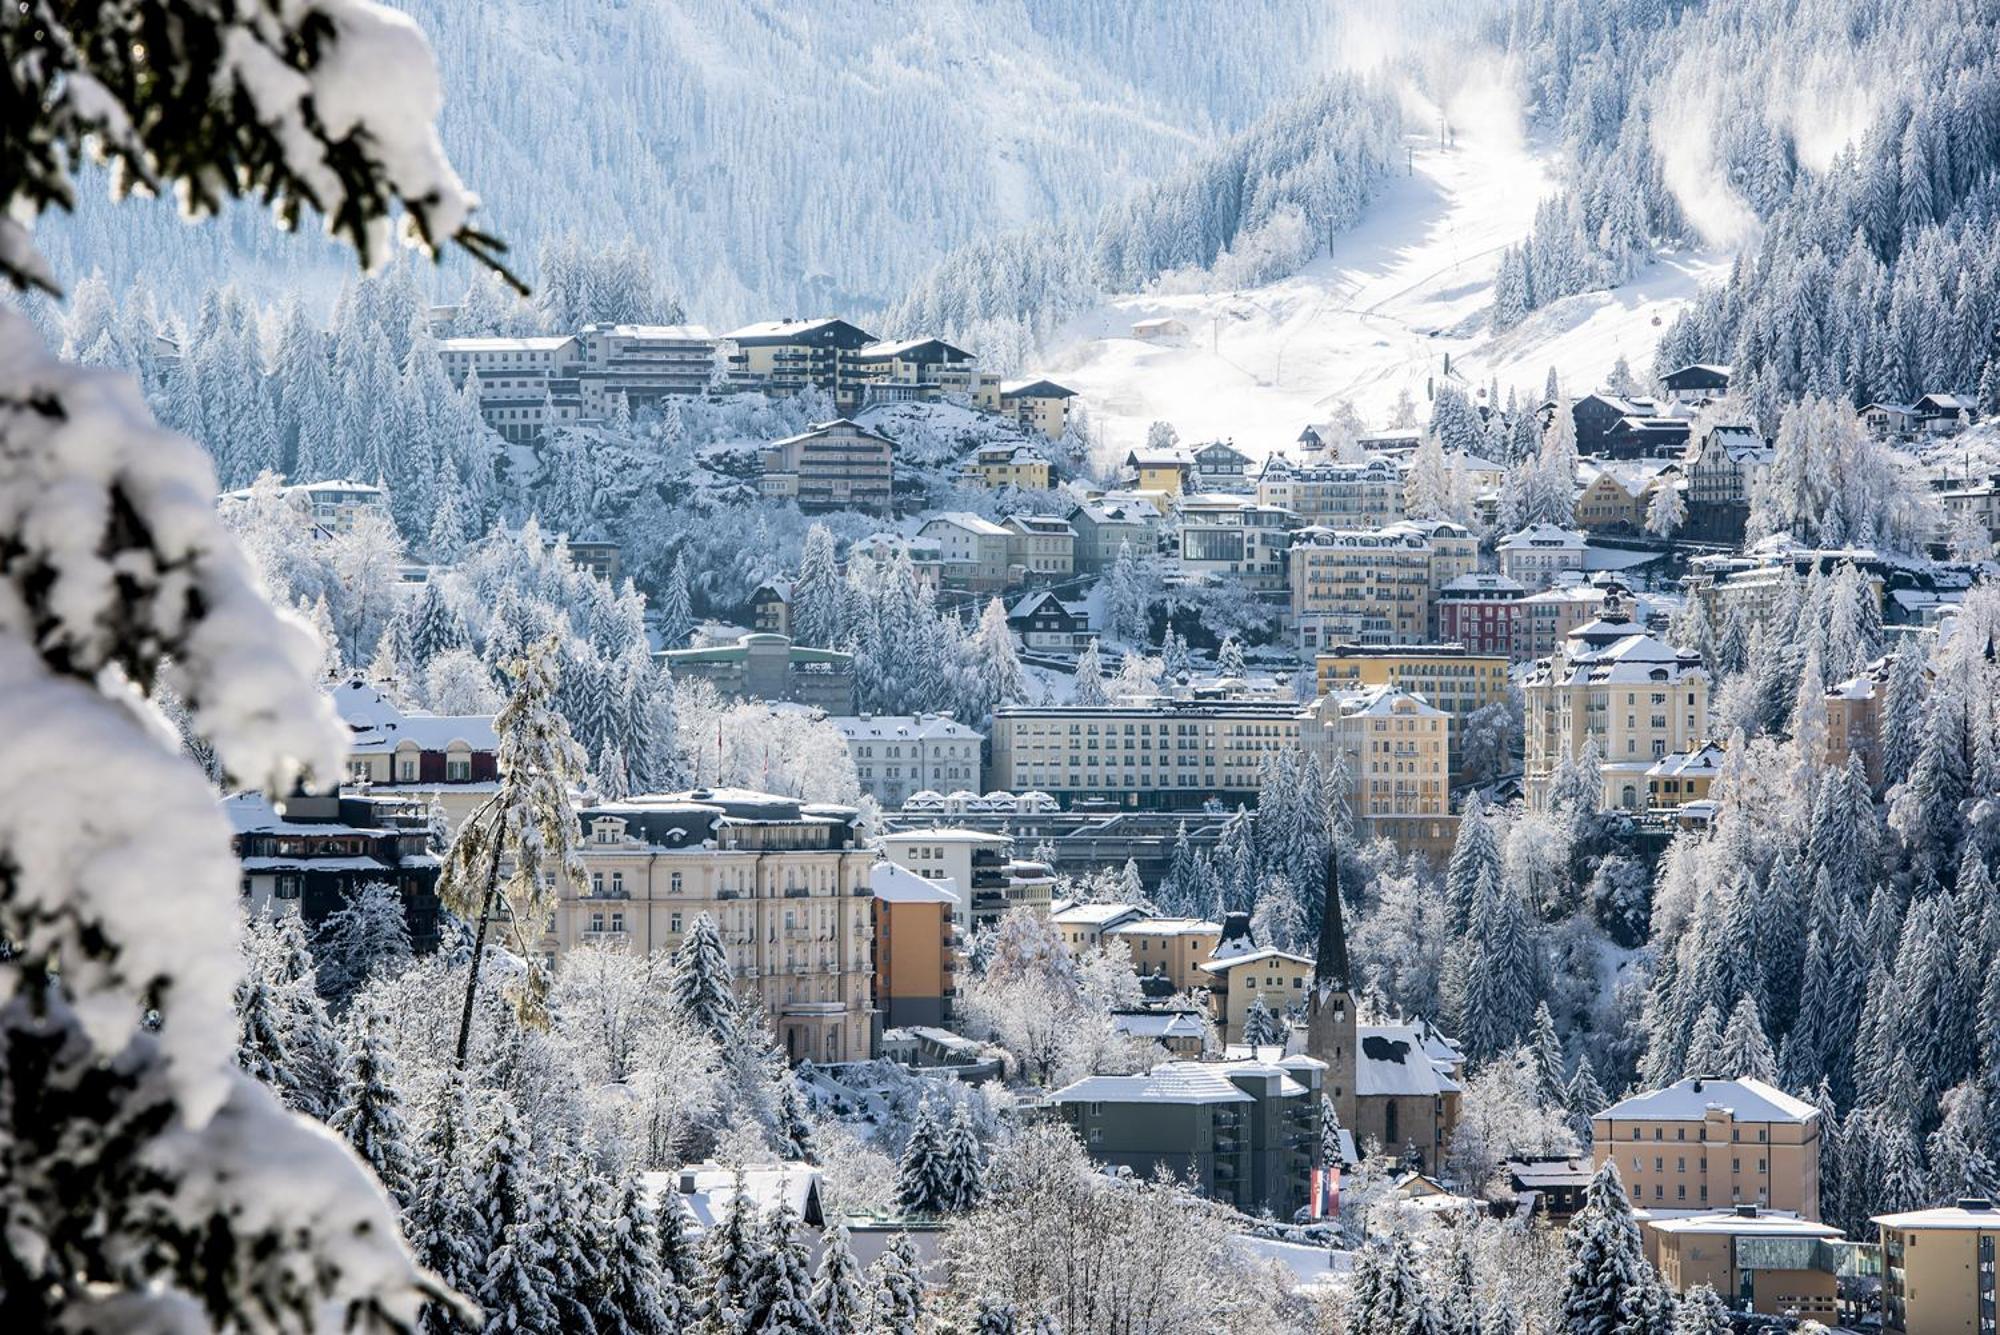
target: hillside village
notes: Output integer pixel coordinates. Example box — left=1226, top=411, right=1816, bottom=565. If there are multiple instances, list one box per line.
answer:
left=15, top=1, right=2000, bottom=1331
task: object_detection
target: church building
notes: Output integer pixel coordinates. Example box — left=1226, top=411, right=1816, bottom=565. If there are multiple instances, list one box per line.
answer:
left=1305, top=852, right=1466, bottom=1172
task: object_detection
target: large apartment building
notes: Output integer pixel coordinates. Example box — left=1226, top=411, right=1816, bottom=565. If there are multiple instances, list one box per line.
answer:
left=1873, top=1198, right=2000, bottom=1335
left=1522, top=599, right=1711, bottom=811
left=1496, top=523, right=1589, bottom=592
left=919, top=513, right=1012, bottom=590
left=1287, top=521, right=1476, bottom=652
left=439, top=324, right=717, bottom=442
left=1314, top=644, right=1510, bottom=781
left=723, top=317, right=878, bottom=410
left=869, top=861, right=958, bottom=1030
left=877, top=827, right=1054, bottom=936
left=1309, top=687, right=1453, bottom=856
left=987, top=699, right=1305, bottom=810
left=1170, top=493, right=1295, bottom=592
left=991, top=379, right=1076, bottom=439
left=1649, top=1208, right=1844, bottom=1321
left=1048, top=1058, right=1325, bottom=1219
left=830, top=713, right=984, bottom=808
left=847, top=337, right=987, bottom=407
left=1254, top=455, right=1406, bottom=529
left=550, top=789, right=877, bottom=1064
left=759, top=418, right=895, bottom=515
left=1591, top=1077, right=1823, bottom=1219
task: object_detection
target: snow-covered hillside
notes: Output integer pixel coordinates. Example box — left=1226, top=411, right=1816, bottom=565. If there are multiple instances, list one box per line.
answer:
left=1043, top=109, right=1729, bottom=459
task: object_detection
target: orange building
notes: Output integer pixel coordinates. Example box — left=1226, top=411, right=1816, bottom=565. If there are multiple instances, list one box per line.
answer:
left=869, top=862, right=958, bottom=1032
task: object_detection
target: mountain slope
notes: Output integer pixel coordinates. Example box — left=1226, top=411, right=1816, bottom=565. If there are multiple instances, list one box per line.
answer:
left=31, top=0, right=1346, bottom=319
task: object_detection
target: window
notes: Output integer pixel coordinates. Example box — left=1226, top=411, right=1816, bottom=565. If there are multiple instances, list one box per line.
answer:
left=670, top=913, right=682, bottom=932
left=446, top=757, right=471, bottom=782
left=591, top=872, right=604, bottom=895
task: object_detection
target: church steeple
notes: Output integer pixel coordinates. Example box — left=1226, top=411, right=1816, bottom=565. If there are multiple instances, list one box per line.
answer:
left=1314, top=844, right=1349, bottom=994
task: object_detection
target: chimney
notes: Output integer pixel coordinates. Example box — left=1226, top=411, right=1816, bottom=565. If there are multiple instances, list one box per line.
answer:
left=1735, top=1204, right=1758, bottom=1219
left=1690, top=1077, right=1704, bottom=1093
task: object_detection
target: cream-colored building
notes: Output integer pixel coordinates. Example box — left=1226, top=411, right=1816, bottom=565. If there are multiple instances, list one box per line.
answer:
left=988, top=699, right=1305, bottom=811
left=1049, top=901, right=1148, bottom=955
left=723, top=316, right=877, bottom=410
left=1105, top=917, right=1224, bottom=993
left=1288, top=521, right=1475, bottom=651
left=1310, top=686, right=1454, bottom=856
left=1498, top=523, right=1589, bottom=591
left=848, top=337, right=987, bottom=408
left=552, top=789, right=876, bottom=1064
left=1171, top=493, right=1296, bottom=592
left=1198, top=946, right=1315, bottom=1045
left=1523, top=599, right=1711, bottom=811
left=759, top=418, right=894, bottom=515
left=1649, top=1208, right=1843, bottom=1320
left=1000, top=513, right=1075, bottom=580
left=964, top=443, right=1053, bottom=490
left=919, top=513, right=1013, bottom=591
left=1314, top=644, right=1510, bottom=782
left=1874, top=1199, right=2000, bottom=1334
left=829, top=713, right=983, bottom=808
left=992, top=379, right=1076, bottom=439
left=1255, top=455, right=1406, bottom=529
left=1591, top=1077, right=1822, bottom=1219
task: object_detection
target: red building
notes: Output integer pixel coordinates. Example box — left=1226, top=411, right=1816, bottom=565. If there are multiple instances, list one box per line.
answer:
left=1436, top=573, right=1527, bottom=657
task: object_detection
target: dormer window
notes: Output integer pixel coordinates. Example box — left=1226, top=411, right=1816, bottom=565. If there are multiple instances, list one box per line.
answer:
left=591, top=816, right=627, bottom=845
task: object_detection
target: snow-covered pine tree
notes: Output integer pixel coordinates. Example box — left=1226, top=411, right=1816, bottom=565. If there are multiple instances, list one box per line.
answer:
left=1074, top=637, right=1109, bottom=705
left=1452, top=868, right=1538, bottom=1062
left=1717, top=994, right=1777, bottom=1083
left=776, top=1071, right=818, bottom=1163
left=1671, top=1284, right=1731, bottom=1334
left=895, top=1098, right=951, bottom=1216
left=586, top=1175, right=675, bottom=1335
left=742, top=1196, right=819, bottom=1334
left=234, top=969, right=295, bottom=1095
left=1319, top=1093, right=1345, bottom=1170
left=1566, top=1055, right=1608, bottom=1142
left=976, top=1297, right=1021, bottom=1335
left=938, top=1100, right=988, bottom=1213
left=810, top=1223, right=868, bottom=1335
left=267, top=912, right=348, bottom=1119
left=1529, top=1002, right=1568, bottom=1107
left=868, top=1234, right=926, bottom=1335
left=313, top=878, right=415, bottom=1012
left=1244, top=994, right=1285, bottom=1049
left=969, top=596, right=1028, bottom=723
left=655, top=1185, right=708, bottom=1324
left=703, top=1164, right=769, bottom=1327
left=1561, top=1161, right=1664, bottom=1335
left=437, top=633, right=589, bottom=1063
left=672, top=912, right=738, bottom=1045
left=1442, top=793, right=1500, bottom=935
left=480, top=1221, right=561, bottom=1335
left=330, top=1002, right=418, bottom=1212
left=792, top=523, right=843, bottom=648
left=1217, top=633, right=1247, bottom=679
left=659, top=551, right=696, bottom=650
left=407, top=1069, right=487, bottom=1335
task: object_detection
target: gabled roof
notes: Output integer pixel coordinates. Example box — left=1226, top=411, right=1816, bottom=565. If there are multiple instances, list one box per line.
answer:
left=1007, top=590, right=1082, bottom=622
left=1110, top=1011, right=1209, bottom=1041
left=920, top=512, right=1009, bottom=538
left=1051, top=901, right=1146, bottom=928
left=768, top=418, right=895, bottom=449
left=853, top=337, right=970, bottom=361
left=1497, top=523, right=1588, bottom=551
left=1355, top=1023, right=1462, bottom=1097
left=1197, top=946, right=1313, bottom=975
left=724, top=316, right=875, bottom=344
left=999, top=378, right=1075, bottom=400
left=1595, top=1077, right=1819, bottom=1124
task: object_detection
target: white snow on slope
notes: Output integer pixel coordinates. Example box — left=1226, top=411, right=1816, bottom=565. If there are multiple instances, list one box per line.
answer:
left=1044, top=120, right=1729, bottom=461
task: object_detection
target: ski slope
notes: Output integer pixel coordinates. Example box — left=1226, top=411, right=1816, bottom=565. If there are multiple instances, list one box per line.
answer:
left=1043, top=123, right=1730, bottom=461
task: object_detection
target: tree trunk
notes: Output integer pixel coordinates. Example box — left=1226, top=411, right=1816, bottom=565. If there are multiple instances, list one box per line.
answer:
left=452, top=846, right=503, bottom=1068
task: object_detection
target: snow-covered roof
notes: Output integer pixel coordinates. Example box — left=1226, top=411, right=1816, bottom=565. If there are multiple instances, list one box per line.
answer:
left=1595, top=1077, right=1819, bottom=1124
left=920, top=512, right=1010, bottom=538
left=1107, top=917, right=1220, bottom=938
left=1002, top=512, right=1070, bottom=533
left=1109, top=1011, right=1208, bottom=1041
left=437, top=335, right=573, bottom=352
left=870, top=861, right=959, bottom=905
left=1827, top=674, right=1878, bottom=701
left=1050, top=901, right=1146, bottom=928
left=587, top=323, right=714, bottom=341
left=1497, top=523, right=1588, bottom=551
left=878, top=827, right=1011, bottom=845
left=1355, top=1023, right=1463, bottom=1097
left=1197, top=946, right=1314, bottom=975
left=998, top=378, right=1075, bottom=399
left=1048, top=1063, right=1256, bottom=1106
left=831, top=714, right=982, bottom=742
left=1646, top=742, right=1727, bottom=778
left=333, top=680, right=497, bottom=752
left=1647, top=1209, right=1841, bottom=1238
left=725, top=316, right=871, bottom=341
left=1872, top=1202, right=2000, bottom=1230
left=648, top=1163, right=822, bottom=1232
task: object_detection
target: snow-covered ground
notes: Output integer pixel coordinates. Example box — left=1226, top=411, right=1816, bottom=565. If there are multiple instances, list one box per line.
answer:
left=1044, top=122, right=1730, bottom=461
